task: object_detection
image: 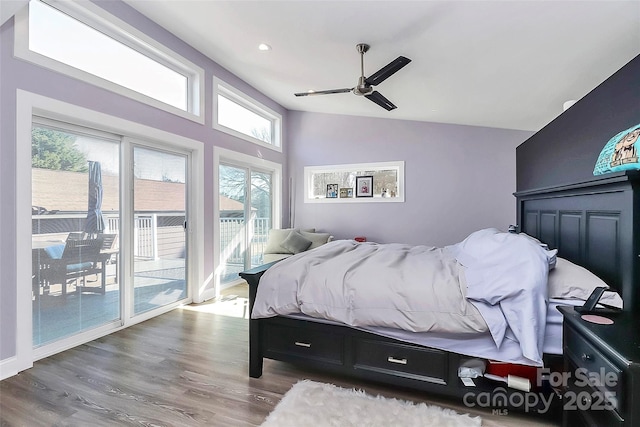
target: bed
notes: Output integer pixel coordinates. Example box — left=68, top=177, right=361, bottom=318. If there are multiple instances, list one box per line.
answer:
left=240, top=171, right=640, bottom=409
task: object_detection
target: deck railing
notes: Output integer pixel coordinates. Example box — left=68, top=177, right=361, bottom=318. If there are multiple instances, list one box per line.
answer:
left=33, top=212, right=182, bottom=260
left=106, top=214, right=163, bottom=260
left=219, top=217, right=270, bottom=265
left=33, top=213, right=270, bottom=264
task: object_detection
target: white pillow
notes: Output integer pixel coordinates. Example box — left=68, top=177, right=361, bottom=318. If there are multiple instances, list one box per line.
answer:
left=548, top=257, right=608, bottom=300
left=299, top=231, right=331, bottom=250
left=264, top=229, right=295, bottom=254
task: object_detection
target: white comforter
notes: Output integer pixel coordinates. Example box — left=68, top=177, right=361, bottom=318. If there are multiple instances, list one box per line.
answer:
left=252, top=228, right=554, bottom=365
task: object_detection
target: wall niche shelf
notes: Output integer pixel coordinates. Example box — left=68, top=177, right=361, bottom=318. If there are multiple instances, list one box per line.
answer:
left=303, top=161, right=404, bottom=204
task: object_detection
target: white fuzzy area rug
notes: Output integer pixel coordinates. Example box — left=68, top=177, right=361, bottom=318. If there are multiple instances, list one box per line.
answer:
left=260, top=380, right=482, bottom=427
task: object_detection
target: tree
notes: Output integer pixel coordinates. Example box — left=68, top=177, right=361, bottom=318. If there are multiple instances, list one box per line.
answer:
left=250, top=127, right=271, bottom=144
left=32, top=127, right=88, bottom=172
left=219, top=165, right=272, bottom=218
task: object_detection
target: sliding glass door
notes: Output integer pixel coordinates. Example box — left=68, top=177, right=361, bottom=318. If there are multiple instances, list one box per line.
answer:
left=30, top=119, right=192, bottom=350
left=132, top=146, right=188, bottom=314
left=218, top=163, right=272, bottom=287
left=31, top=120, right=121, bottom=347
left=248, top=170, right=273, bottom=268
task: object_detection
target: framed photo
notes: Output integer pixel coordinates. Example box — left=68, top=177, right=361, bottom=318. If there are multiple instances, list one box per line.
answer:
left=355, top=176, right=373, bottom=197
left=339, top=187, right=353, bottom=198
left=326, top=183, right=339, bottom=198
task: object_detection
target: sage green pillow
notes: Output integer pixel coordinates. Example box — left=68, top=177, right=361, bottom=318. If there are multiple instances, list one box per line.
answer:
left=264, top=228, right=316, bottom=254
left=282, top=231, right=312, bottom=254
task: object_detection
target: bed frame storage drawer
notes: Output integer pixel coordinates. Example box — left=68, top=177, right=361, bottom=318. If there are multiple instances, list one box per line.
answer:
left=353, top=338, right=448, bottom=385
left=262, top=322, right=344, bottom=365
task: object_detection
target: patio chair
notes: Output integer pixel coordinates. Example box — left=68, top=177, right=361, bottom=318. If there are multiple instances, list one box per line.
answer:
left=96, top=233, right=119, bottom=288
left=66, top=231, right=86, bottom=241
left=32, top=246, right=56, bottom=302
left=99, top=233, right=118, bottom=258
left=43, top=238, right=104, bottom=296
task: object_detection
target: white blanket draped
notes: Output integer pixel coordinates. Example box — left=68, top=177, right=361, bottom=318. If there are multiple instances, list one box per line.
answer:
left=252, top=228, right=554, bottom=365
left=447, top=228, right=552, bottom=364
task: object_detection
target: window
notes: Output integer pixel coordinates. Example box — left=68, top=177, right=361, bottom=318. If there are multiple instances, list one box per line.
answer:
left=15, top=0, right=204, bottom=122
left=304, top=161, right=405, bottom=203
left=213, top=77, right=282, bottom=151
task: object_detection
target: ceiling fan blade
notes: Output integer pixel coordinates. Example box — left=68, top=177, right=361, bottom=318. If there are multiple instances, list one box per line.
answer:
left=365, top=91, right=396, bottom=111
left=294, top=88, right=353, bottom=97
left=364, top=56, right=411, bottom=87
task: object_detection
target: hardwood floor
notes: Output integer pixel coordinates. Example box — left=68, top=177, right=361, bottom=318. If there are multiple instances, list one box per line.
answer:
left=1, top=286, right=560, bottom=426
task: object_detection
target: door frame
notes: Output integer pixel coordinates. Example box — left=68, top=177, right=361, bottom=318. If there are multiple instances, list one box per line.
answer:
left=12, top=90, right=204, bottom=376
left=211, top=147, right=282, bottom=301
left=126, top=139, right=193, bottom=319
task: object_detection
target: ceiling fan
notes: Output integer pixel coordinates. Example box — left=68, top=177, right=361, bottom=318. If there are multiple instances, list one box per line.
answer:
left=294, top=43, right=411, bottom=111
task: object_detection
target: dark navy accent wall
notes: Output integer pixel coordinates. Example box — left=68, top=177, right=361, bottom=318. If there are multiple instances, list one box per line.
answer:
left=517, top=55, right=640, bottom=191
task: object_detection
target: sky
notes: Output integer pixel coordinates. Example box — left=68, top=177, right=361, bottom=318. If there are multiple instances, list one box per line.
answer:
left=30, top=0, right=186, bottom=110
left=75, top=136, right=186, bottom=183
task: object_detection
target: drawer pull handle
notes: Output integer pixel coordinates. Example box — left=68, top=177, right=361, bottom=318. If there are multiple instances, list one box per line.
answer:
left=581, top=353, right=593, bottom=362
left=294, top=341, right=311, bottom=348
left=387, top=356, right=408, bottom=365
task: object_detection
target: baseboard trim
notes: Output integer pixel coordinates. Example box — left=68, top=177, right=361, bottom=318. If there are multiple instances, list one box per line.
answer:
left=0, top=355, right=23, bottom=381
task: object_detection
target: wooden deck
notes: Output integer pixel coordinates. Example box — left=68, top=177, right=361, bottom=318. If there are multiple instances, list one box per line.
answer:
left=33, top=258, right=186, bottom=347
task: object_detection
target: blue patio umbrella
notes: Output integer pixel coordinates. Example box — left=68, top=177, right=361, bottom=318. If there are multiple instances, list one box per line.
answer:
left=85, top=161, right=105, bottom=236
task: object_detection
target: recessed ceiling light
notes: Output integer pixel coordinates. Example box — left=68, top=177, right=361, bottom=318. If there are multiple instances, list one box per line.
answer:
left=258, top=43, right=271, bottom=51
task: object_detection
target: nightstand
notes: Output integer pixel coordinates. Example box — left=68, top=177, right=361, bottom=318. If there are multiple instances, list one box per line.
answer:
left=558, top=306, right=640, bottom=426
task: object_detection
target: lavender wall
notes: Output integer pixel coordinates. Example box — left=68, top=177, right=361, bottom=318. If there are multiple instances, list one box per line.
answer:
left=1, top=0, right=534, bottom=367
left=0, top=1, right=287, bottom=362
left=288, top=111, right=533, bottom=247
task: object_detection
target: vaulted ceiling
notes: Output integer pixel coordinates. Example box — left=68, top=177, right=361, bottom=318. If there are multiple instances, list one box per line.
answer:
left=125, top=1, right=640, bottom=131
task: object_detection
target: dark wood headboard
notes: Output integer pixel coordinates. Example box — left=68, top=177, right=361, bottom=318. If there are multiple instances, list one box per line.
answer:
left=515, top=171, right=640, bottom=312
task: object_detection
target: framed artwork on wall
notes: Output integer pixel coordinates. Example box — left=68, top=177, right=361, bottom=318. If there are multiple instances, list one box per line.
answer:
left=355, top=176, right=373, bottom=197
left=340, top=188, right=353, bottom=198
left=326, top=183, right=339, bottom=198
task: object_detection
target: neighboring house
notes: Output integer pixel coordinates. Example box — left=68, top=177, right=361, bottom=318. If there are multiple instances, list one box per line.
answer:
left=31, top=168, right=245, bottom=260
left=32, top=168, right=186, bottom=213
left=31, top=167, right=248, bottom=214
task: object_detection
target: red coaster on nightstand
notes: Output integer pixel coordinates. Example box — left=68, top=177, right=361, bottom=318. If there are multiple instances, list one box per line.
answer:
left=581, top=314, right=614, bottom=325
